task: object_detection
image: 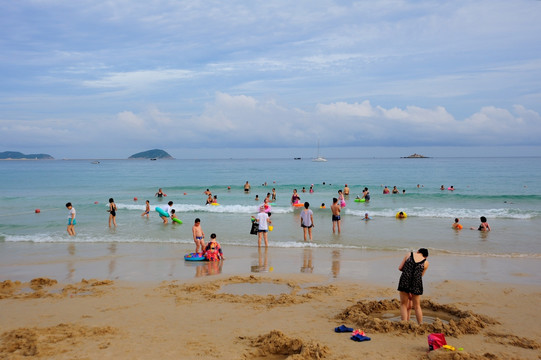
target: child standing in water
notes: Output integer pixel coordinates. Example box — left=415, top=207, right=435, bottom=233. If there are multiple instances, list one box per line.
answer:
left=192, top=218, right=205, bottom=253
left=66, top=202, right=76, bottom=236
left=300, top=202, right=314, bottom=241
left=108, top=198, right=117, bottom=227
left=338, top=190, right=346, bottom=207
left=256, top=206, right=271, bottom=247
left=141, top=200, right=150, bottom=218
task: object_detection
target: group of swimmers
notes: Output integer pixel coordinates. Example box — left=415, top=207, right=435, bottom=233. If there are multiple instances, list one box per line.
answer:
left=66, top=181, right=491, bottom=242
left=65, top=197, right=119, bottom=236
left=452, top=216, right=491, bottom=231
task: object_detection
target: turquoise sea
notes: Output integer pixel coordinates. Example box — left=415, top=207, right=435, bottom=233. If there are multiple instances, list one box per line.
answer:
left=1, top=156, right=540, bottom=260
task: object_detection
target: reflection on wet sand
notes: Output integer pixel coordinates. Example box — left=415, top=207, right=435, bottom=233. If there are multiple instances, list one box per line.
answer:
left=251, top=247, right=269, bottom=273
left=66, top=244, right=76, bottom=282
left=108, top=243, right=117, bottom=278
left=301, top=248, right=313, bottom=273
left=332, top=250, right=341, bottom=278
left=190, top=260, right=224, bottom=277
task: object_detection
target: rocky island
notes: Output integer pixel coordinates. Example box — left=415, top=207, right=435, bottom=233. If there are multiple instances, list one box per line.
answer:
left=0, top=151, right=54, bottom=160
left=128, top=149, right=173, bottom=159
left=401, top=153, right=429, bottom=158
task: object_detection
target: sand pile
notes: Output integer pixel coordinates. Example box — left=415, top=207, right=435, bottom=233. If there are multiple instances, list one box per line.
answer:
left=337, top=299, right=499, bottom=336
left=244, top=330, right=329, bottom=359
left=0, top=323, right=117, bottom=358
left=0, top=278, right=113, bottom=300
left=162, top=275, right=337, bottom=308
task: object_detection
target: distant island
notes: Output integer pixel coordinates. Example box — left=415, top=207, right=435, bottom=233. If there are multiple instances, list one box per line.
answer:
left=128, top=149, right=174, bottom=159
left=401, top=153, right=430, bottom=158
left=0, top=151, right=54, bottom=160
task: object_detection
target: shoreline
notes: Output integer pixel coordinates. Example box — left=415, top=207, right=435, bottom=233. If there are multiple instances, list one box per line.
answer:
left=1, top=242, right=540, bottom=286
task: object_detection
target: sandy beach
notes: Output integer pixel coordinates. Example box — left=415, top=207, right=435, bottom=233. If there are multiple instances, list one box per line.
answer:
left=1, top=245, right=540, bottom=359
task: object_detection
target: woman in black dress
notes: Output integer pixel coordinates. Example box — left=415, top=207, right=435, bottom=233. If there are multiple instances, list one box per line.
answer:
left=397, top=248, right=429, bottom=324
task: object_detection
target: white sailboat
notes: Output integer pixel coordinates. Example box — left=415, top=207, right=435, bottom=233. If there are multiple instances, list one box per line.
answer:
left=312, top=140, right=327, bottom=162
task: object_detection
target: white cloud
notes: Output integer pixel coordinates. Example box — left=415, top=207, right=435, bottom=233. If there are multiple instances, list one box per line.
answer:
left=82, top=69, right=195, bottom=89
left=316, top=101, right=375, bottom=117
left=189, top=94, right=541, bottom=148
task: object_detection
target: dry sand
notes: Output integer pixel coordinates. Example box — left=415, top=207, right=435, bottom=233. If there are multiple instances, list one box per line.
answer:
left=1, top=274, right=540, bottom=359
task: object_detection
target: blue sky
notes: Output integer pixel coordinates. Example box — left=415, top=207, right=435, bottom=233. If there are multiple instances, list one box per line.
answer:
left=1, top=0, right=541, bottom=159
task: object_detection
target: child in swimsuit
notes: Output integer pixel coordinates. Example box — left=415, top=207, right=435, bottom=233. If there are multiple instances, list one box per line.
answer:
left=192, top=218, right=205, bottom=253
left=141, top=200, right=150, bottom=217
left=66, top=202, right=76, bottom=236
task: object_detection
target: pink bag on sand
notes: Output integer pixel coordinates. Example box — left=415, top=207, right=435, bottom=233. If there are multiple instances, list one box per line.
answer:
left=428, top=333, right=447, bottom=351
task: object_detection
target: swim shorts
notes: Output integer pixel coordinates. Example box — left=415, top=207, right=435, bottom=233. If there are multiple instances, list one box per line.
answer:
left=68, top=218, right=77, bottom=225
left=332, top=215, right=341, bottom=221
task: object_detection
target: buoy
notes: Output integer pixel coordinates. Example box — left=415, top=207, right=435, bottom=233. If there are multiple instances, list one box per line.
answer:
left=133, top=197, right=138, bottom=201
left=183, top=192, right=187, bottom=195
left=94, top=201, right=99, bottom=204
left=35, top=209, right=41, bottom=213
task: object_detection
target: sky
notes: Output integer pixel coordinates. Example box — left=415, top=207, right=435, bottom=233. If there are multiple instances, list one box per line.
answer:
left=1, top=0, right=541, bottom=159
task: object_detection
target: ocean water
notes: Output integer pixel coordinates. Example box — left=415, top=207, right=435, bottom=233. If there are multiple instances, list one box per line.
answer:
left=1, top=157, right=540, bottom=258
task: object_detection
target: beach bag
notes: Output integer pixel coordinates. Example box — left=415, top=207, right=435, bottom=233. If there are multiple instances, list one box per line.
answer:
left=428, top=333, right=447, bottom=351
left=250, top=221, right=259, bottom=235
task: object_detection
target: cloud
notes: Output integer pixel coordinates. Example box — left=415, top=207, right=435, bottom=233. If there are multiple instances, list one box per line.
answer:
left=82, top=69, right=195, bottom=89
left=188, top=93, right=541, bottom=148
left=1, top=93, right=540, bottom=158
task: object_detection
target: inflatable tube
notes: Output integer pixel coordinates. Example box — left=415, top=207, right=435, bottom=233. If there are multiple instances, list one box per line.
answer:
left=211, top=203, right=220, bottom=206
left=172, top=217, right=183, bottom=224
left=293, top=203, right=304, bottom=207
left=396, top=212, right=407, bottom=219
left=155, top=207, right=169, bottom=217
left=184, top=253, right=205, bottom=261
left=270, top=203, right=276, bottom=206
left=456, top=224, right=463, bottom=230
left=354, top=198, right=366, bottom=203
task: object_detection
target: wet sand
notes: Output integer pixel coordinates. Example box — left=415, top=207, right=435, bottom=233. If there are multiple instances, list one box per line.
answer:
left=1, top=242, right=540, bottom=285
left=1, top=243, right=540, bottom=359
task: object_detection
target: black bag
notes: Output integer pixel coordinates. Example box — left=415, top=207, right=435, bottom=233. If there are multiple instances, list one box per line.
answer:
left=250, top=221, right=259, bottom=235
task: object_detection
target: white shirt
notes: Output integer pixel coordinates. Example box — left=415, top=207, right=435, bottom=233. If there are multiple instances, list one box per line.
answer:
left=256, top=212, right=269, bottom=230
left=300, top=209, right=313, bottom=226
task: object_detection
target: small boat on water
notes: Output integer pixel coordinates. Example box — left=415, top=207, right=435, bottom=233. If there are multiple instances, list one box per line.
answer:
left=91, top=161, right=100, bottom=164
left=150, top=158, right=157, bottom=161
left=294, top=157, right=301, bottom=160
left=312, top=140, right=327, bottom=162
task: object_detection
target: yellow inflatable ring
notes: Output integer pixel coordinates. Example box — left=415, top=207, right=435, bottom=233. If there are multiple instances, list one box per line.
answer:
left=396, top=212, right=407, bottom=219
